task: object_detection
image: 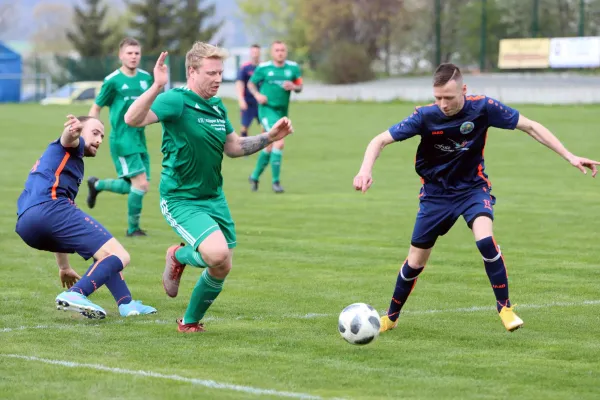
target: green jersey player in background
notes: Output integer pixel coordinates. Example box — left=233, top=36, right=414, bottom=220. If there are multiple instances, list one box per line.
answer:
left=87, top=37, right=154, bottom=237
left=124, top=42, right=294, bottom=333
left=247, top=41, right=302, bottom=193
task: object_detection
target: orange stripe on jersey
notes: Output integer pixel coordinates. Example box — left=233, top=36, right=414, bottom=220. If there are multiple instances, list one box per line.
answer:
left=477, top=129, right=491, bottom=187
left=293, top=77, right=303, bottom=85
left=466, top=95, right=485, bottom=101
left=51, top=153, right=71, bottom=200
left=477, top=164, right=491, bottom=187
left=415, top=103, right=434, bottom=110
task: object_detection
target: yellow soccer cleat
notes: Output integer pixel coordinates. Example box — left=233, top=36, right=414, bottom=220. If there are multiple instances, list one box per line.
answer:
left=380, top=315, right=399, bottom=332
left=499, top=305, right=524, bottom=332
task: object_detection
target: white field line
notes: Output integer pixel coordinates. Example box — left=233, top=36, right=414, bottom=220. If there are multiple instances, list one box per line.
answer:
left=1, top=299, right=599, bottom=333
left=1, top=354, right=342, bottom=400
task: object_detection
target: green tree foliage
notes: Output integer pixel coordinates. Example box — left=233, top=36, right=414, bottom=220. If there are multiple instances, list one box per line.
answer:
left=172, top=0, right=222, bottom=55
left=317, top=41, right=375, bottom=84
left=56, top=0, right=116, bottom=84
left=237, top=0, right=310, bottom=65
left=126, top=0, right=177, bottom=54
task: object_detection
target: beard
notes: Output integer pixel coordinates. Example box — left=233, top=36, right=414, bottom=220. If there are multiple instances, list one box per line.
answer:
left=84, top=146, right=97, bottom=157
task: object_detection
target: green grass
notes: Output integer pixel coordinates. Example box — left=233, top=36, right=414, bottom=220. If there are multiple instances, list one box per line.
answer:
left=1, top=101, right=600, bottom=400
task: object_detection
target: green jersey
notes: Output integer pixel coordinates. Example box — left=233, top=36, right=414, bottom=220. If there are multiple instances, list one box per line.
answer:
left=150, top=86, right=234, bottom=200
left=95, top=68, right=154, bottom=155
left=249, top=60, right=302, bottom=109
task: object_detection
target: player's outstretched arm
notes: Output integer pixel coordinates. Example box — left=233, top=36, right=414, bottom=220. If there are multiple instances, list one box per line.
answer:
left=88, top=103, right=102, bottom=118
left=353, top=131, right=395, bottom=193
left=124, top=51, right=168, bottom=127
left=224, top=117, right=294, bottom=158
left=60, top=114, right=84, bottom=148
left=516, top=115, right=600, bottom=177
left=55, top=253, right=81, bottom=289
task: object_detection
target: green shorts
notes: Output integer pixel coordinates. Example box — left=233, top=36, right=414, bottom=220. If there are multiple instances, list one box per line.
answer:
left=112, top=152, right=151, bottom=180
left=259, top=105, right=288, bottom=131
left=159, top=194, right=237, bottom=249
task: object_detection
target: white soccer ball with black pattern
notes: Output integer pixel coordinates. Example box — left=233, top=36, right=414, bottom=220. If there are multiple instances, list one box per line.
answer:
left=338, top=303, right=381, bottom=345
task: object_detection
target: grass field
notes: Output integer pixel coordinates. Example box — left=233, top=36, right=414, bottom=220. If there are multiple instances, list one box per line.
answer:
left=1, top=100, right=599, bottom=400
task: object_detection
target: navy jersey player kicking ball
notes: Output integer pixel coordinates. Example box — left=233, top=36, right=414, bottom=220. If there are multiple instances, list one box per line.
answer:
left=354, top=63, right=600, bottom=332
left=16, top=115, right=157, bottom=319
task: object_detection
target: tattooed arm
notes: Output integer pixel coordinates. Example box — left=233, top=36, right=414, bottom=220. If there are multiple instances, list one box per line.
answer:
left=224, top=132, right=271, bottom=158
left=223, top=117, right=294, bottom=158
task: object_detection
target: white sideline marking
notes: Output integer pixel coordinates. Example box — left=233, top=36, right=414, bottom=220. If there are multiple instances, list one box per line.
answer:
left=2, top=300, right=599, bottom=333
left=0, top=325, right=50, bottom=333
left=1, top=354, right=338, bottom=400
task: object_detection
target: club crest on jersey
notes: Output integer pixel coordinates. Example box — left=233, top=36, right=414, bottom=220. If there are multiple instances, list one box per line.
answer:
left=284, top=70, right=292, bottom=77
left=460, top=121, right=474, bottom=134
left=140, top=81, right=148, bottom=90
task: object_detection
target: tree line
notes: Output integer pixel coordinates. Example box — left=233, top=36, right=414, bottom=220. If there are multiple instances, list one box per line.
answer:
left=238, top=0, right=600, bottom=83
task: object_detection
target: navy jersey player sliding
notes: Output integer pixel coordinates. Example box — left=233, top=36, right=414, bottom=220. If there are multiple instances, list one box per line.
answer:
left=16, top=115, right=156, bottom=319
left=353, top=63, right=599, bottom=332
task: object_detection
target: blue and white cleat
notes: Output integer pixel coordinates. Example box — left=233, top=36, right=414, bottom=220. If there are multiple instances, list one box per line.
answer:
left=118, top=300, right=157, bottom=317
left=55, top=291, right=107, bottom=319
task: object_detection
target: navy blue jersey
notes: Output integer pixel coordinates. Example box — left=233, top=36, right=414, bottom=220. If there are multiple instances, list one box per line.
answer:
left=17, top=138, right=85, bottom=216
left=237, top=62, right=258, bottom=106
left=389, top=96, right=520, bottom=191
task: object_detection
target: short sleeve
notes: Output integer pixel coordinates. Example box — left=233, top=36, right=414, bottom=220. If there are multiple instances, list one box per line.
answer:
left=486, top=97, right=519, bottom=130
left=225, top=118, right=234, bottom=134
left=76, top=137, right=86, bottom=158
left=236, top=65, right=246, bottom=81
left=294, top=64, right=302, bottom=80
left=150, top=90, right=184, bottom=122
left=388, top=109, right=423, bottom=141
left=95, top=79, right=115, bottom=107
left=55, top=137, right=85, bottom=157
left=249, top=66, right=263, bottom=85
left=220, top=103, right=235, bottom=134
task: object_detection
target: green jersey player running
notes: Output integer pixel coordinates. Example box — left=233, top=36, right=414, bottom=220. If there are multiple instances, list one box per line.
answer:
left=88, top=37, right=153, bottom=237
left=124, top=42, right=294, bottom=333
left=247, top=41, right=303, bottom=193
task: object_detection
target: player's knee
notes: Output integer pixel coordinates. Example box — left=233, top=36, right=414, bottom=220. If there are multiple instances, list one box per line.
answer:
left=407, top=244, right=432, bottom=267
left=132, top=181, right=149, bottom=193
left=96, top=238, right=130, bottom=267
left=201, top=248, right=229, bottom=269
left=116, top=250, right=131, bottom=267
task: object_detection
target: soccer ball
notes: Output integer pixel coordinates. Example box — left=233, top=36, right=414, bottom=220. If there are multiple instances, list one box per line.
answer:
left=338, top=303, right=381, bottom=345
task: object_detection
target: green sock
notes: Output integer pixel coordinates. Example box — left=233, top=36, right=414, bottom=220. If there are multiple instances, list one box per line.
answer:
left=183, top=269, right=224, bottom=323
left=127, top=187, right=145, bottom=233
left=251, top=150, right=271, bottom=181
left=95, top=178, right=131, bottom=194
left=175, top=246, right=208, bottom=268
left=271, top=148, right=283, bottom=183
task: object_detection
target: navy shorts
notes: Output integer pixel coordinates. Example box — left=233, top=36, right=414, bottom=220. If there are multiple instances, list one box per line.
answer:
left=16, top=198, right=113, bottom=260
left=241, top=104, right=259, bottom=128
left=411, top=186, right=496, bottom=249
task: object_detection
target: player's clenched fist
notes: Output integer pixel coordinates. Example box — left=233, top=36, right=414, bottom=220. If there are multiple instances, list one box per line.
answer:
left=353, top=173, right=373, bottom=193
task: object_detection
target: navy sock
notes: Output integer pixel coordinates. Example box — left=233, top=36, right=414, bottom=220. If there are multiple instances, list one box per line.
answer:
left=68, top=255, right=124, bottom=297
left=105, top=271, right=132, bottom=305
left=240, top=128, right=248, bottom=137
left=387, top=260, right=424, bottom=322
left=476, top=236, right=510, bottom=312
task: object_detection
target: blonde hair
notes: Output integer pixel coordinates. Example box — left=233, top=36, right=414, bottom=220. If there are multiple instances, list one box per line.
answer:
left=185, top=42, right=228, bottom=78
